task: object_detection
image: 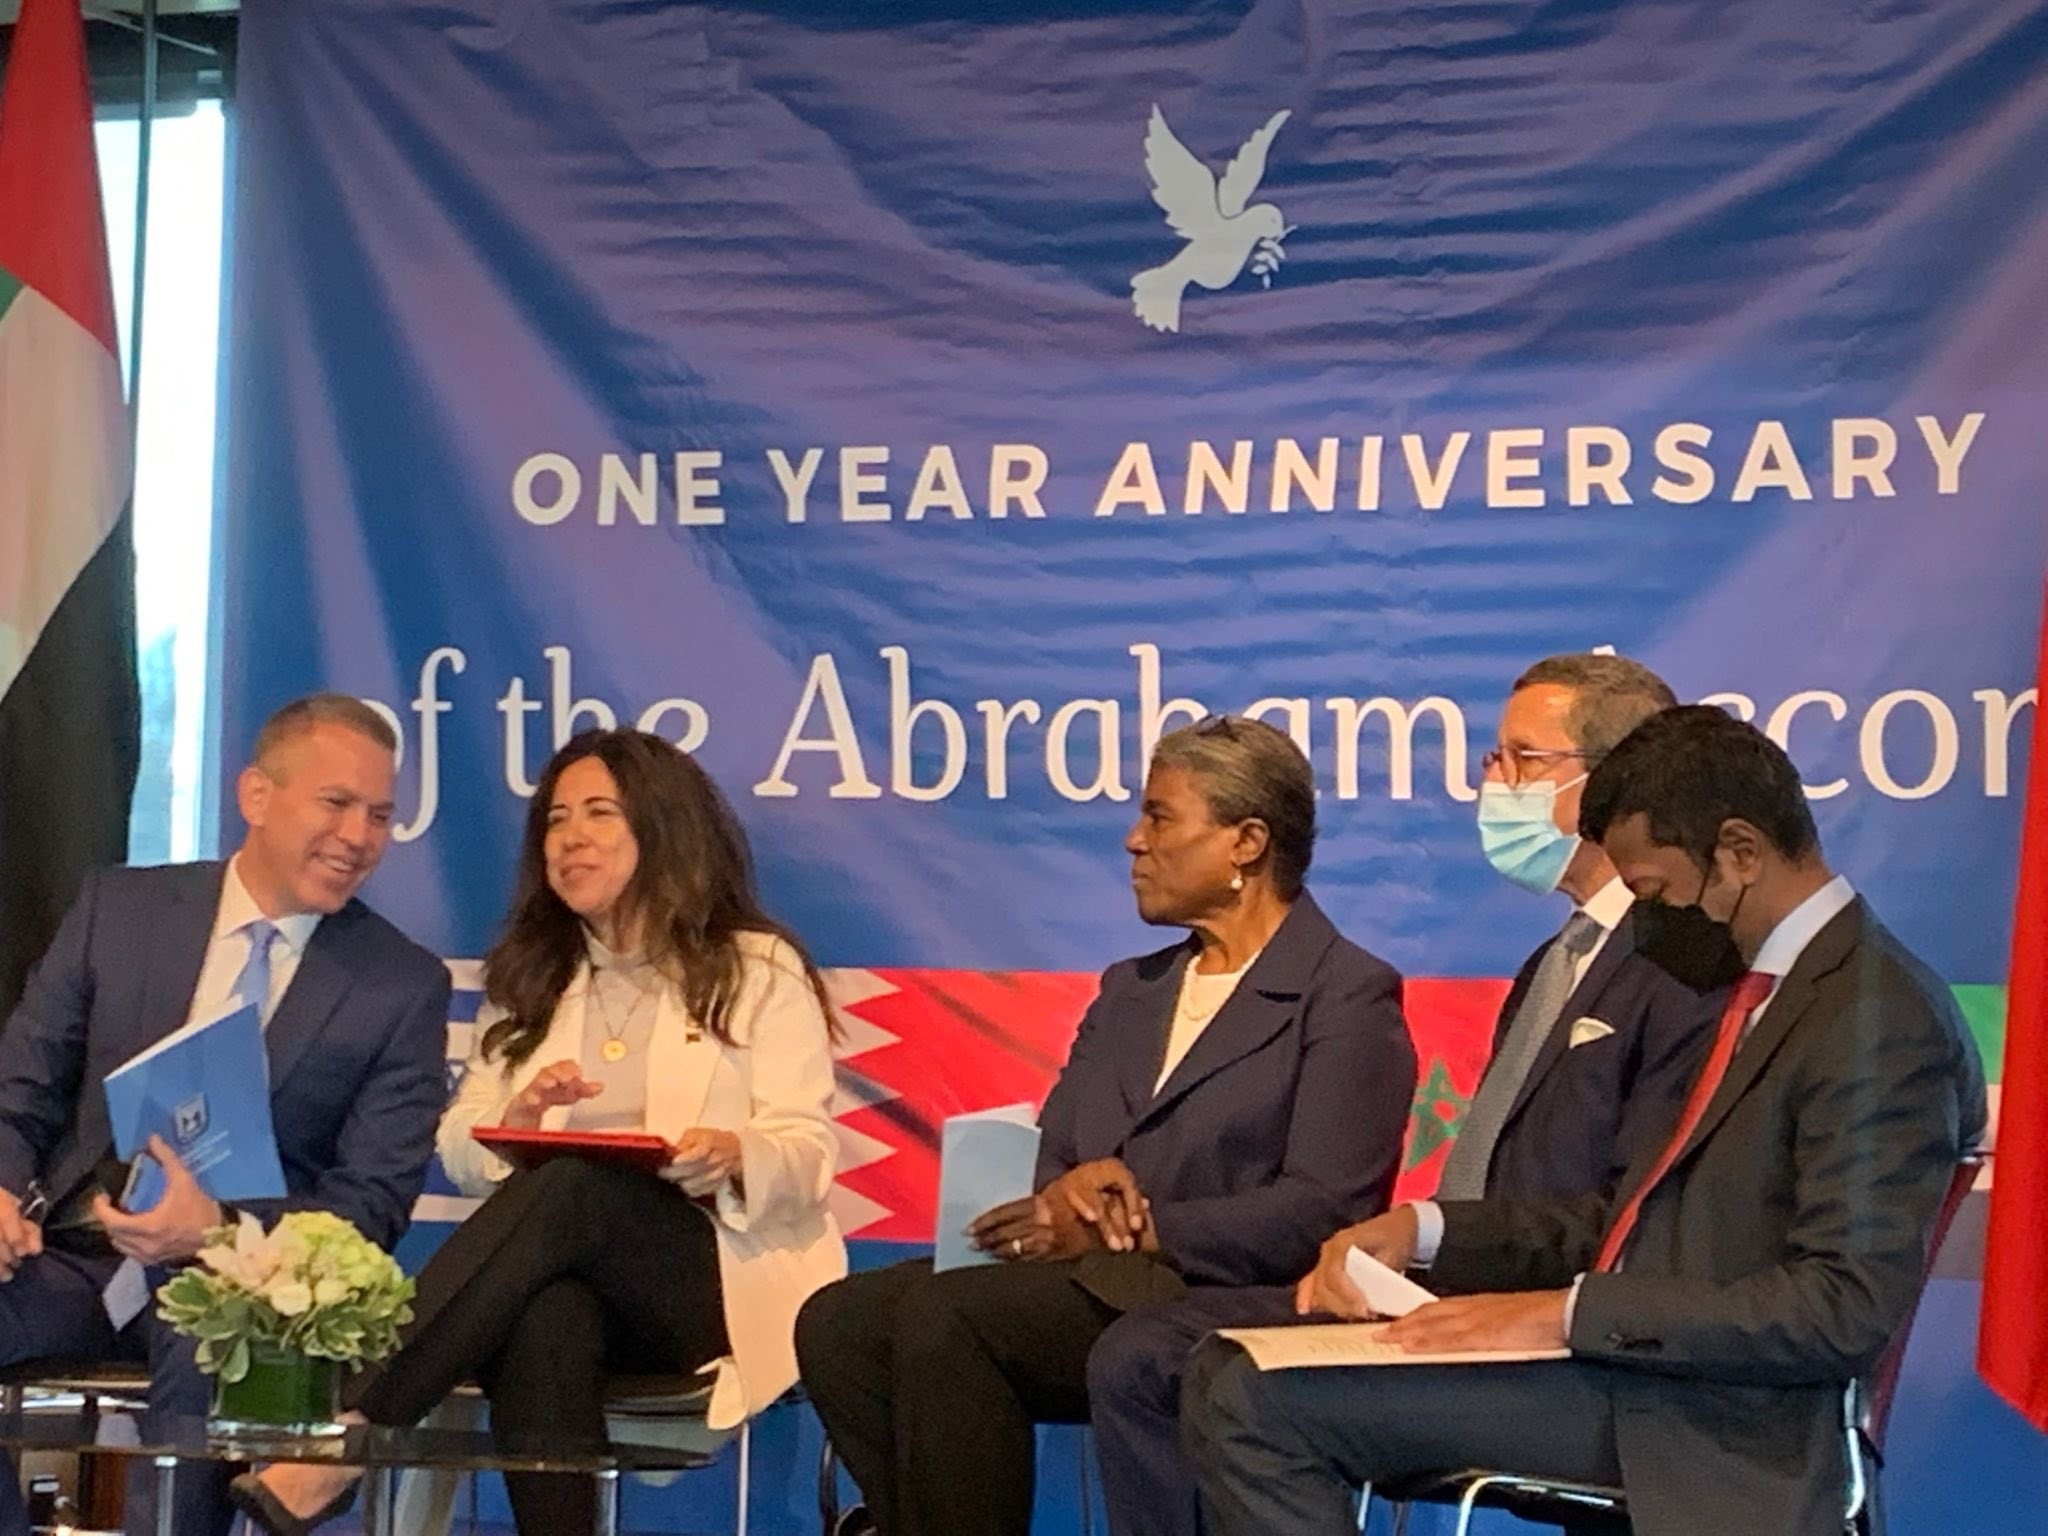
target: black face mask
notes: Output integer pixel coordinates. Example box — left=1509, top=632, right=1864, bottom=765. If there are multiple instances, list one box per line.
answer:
left=1631, top=891, right=1747, bottom=993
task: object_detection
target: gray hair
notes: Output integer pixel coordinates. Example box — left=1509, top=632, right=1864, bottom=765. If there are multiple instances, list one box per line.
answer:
left=1150, top=715, right=1316, bottom=899
left=1512, top=654, right=1678, bottom=761
left=252, top=693, right=397, bottom=773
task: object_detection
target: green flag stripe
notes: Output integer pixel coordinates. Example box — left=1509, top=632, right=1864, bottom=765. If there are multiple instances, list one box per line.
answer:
left=1952, top=984, right=2006, bottom=1083
left=0, top=265, right=22, bottom=324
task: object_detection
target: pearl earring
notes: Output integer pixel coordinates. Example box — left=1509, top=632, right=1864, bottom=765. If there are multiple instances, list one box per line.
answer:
left=1230, top=870, right=1244, bottom=892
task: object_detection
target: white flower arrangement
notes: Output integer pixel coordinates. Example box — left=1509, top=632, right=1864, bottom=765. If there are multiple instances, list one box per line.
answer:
left=156, top=1210, right=415, bottom=1383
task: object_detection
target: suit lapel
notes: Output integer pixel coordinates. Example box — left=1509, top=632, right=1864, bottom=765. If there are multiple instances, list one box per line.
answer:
left=265, top=905, right=359, bottom=1096
left=1671, top=901, right=1865, bottom=1166
left=1137, top=981, right=1299, bottom=1126
left=1131, top=894, right=1337, bottom=1130
left=136, top=862, right=228, bottom=1049
left=1501, top=912, right=1633, bottom=1128
left=1115, top=947, right=1190, bottom=1120
left=643, top=982, right=720, bottom=1140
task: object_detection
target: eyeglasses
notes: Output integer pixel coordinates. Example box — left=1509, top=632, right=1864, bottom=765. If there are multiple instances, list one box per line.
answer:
left=1482, top=746, right=1594, bottom=787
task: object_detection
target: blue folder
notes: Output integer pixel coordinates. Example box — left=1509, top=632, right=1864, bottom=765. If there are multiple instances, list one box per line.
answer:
left=102, top=1000, right=287, bottom=1212
left=933, top=1103, right=1042, bottom=1272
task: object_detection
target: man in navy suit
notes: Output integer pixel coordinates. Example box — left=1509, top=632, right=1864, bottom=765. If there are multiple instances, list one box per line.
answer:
left=1084, top=653, right=1714, bottom=1536
left=0, top=694, right=451, bottom=1536
left=1440, top=652, right=1714, bottom=1205
left=796, top=716, right=1415, bottom=1536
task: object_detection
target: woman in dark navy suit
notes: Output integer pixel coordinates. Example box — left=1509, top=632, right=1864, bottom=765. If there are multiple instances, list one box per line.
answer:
left=796, top=715, right=1416, bottom=1536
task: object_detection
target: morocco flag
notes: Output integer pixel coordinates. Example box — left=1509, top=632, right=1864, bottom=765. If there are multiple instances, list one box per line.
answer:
left=0, top=0, right=140, bottom=1014
left=1982, top=585, right=2048, bottom=1432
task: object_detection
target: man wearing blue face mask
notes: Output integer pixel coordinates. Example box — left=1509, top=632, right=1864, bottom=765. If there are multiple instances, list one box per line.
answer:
left=1440, top=652, right=1719, bottom=1208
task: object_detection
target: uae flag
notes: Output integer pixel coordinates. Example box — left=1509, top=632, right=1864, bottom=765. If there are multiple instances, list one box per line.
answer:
left=0, top=0, right=140, bottom=1014
left=1983, top=580, right=2048, bottom=1431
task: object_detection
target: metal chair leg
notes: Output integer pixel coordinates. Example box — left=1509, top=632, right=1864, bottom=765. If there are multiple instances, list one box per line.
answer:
left=736, top=1418, right=752, bottom=1536
left=151, top=1456, right=177, bottom=1536
left=363, top=1465, right=398, bottom=1536
left=593, top=1466, right=621, bottom=1536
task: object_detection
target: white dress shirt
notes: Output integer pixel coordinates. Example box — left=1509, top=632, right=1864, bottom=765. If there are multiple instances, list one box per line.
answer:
left=182, top=854, right=323, bottom=1028
left=1742, top=875, right=1857, bottom=1031
left=1567, top=876, right=1635, bottom=989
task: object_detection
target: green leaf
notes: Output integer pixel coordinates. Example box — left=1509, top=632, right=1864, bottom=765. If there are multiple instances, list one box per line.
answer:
left=217, top=1337, right=251, bottom=1386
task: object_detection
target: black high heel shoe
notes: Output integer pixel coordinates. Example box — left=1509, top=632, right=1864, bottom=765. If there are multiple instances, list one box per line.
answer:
left=227, top=1471, right=359, bottom=1535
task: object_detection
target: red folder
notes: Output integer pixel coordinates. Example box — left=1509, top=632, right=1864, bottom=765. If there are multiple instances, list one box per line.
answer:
left=471, top=1126, right=675, bottom=1172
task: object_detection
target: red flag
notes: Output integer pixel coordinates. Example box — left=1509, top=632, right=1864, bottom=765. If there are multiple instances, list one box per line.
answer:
left=1981, top=583, right=2048, bottom=1430
left=0, top=0, right=139, bottom=1014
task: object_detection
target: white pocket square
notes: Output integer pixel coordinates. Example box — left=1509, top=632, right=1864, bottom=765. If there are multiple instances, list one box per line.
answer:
left=1567, top=1016, right=1616, bottom=1048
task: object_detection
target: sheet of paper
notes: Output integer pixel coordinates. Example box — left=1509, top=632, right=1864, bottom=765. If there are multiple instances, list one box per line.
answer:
left=933, top=1103, right=1041, bottom=1272
left=1344, top=1245, right=1439, bottom=1318
left=1216, top=1321, right=1572, bottom=1371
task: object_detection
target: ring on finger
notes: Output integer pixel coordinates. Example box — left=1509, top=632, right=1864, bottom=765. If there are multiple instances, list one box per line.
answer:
left=1011, top=1237, right=1023, bottom=1257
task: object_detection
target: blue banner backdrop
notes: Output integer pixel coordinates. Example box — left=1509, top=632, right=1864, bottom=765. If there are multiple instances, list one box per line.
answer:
left=222, top=2, right=2048, bottom=1531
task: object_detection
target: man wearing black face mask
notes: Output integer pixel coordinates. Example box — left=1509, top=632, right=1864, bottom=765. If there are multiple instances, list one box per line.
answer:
left=1182, top=706, right=1987, bottom=1536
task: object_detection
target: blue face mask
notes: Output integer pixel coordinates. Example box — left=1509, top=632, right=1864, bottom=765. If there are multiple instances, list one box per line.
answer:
left=1477, top=776, right=1586, bottom=895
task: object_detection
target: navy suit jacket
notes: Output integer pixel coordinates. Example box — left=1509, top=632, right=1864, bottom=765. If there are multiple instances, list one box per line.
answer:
left=1482, top=910, right=1720, bottom=1203
left=1035, top=893, right=1415, bottom=1297
left=0, top=861, right=451, bottom=1251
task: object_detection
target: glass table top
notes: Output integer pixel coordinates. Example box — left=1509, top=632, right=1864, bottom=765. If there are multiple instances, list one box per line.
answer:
left=0, top=1407, right=718, bottom=1474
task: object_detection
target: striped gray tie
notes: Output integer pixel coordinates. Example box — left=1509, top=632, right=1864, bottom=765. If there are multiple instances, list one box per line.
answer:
left=1435, top=910, right=1605, bottom=1201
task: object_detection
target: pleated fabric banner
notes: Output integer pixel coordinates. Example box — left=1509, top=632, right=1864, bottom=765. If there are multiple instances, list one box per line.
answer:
left=223, top=1, right=2047, bottom=1250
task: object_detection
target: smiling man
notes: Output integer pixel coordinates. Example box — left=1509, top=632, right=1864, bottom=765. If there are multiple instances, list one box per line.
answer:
left=0, top=694, right=450, bottom=1536
left=1183, top=706, right=1987, bottom=1536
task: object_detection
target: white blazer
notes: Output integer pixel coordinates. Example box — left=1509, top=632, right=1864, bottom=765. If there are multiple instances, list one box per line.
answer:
left=437, top=932, right=846, bottom=1429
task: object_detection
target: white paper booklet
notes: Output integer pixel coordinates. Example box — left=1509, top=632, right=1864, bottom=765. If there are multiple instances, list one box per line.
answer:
left=1216, top=1321, right=1571, bottom=1371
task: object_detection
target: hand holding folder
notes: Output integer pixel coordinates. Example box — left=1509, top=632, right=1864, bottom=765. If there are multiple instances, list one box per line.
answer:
left=934, top=1104, right=1041, bottom=1272
left=101, top=1000, right=287, bottom=1210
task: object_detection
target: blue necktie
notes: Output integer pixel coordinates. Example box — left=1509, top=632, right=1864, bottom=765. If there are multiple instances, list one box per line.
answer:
left=233, top=919, right=279, bottom=1020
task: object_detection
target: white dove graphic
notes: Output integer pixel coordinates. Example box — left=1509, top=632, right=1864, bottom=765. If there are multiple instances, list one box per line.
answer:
left=1131, top=105, right=1294, bottom=333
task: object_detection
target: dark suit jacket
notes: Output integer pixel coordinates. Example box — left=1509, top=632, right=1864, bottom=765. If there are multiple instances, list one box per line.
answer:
left=1432, top=899, right=1987, bottom=1536
left=1483, top=911, right=1721, bottom=1202
left=1036, top=892, right=1415, bottom=1306
left=0, top=861, right=452, bottom=1251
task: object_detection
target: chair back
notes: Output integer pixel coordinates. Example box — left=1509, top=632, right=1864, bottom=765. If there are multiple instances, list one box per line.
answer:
left=1861, top=1152, right=1984, bottom=1451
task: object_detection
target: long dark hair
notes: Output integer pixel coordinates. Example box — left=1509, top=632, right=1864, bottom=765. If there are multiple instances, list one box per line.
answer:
left=480, top=730, right=836, bottom=1066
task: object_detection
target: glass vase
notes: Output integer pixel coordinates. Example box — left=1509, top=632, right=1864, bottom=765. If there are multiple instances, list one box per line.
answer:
left=209, top=1343, right=343, bottom=1435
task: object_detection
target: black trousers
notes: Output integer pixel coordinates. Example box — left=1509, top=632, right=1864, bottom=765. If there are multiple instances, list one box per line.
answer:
left=1181, top=1334, right=1626, bottom=1535
left=795, top=1258, right=1124, bottom=1536
left=352, top=1158, right=728, bottom=1536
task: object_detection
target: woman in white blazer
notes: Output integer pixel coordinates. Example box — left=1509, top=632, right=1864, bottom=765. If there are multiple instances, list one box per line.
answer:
left=233, top=729, right=846, bottom=1536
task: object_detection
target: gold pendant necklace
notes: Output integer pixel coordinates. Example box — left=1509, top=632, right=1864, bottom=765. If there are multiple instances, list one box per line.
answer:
left=589, top=965, right=655, bottom=1066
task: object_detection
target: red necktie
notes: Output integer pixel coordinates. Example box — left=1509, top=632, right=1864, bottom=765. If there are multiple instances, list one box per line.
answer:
left=1592, top=969, right=1775, bottom=1273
